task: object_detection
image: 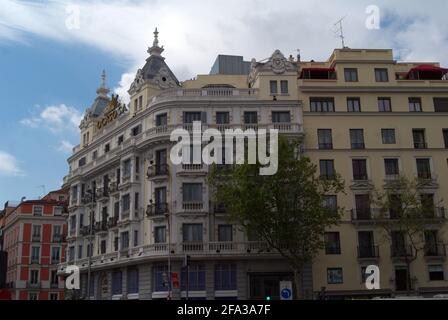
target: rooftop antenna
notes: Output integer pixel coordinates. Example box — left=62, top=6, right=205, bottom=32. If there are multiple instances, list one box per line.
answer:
left=296, top=49, right=301, bottom=62
left=334, top=16, right=347, bottom=48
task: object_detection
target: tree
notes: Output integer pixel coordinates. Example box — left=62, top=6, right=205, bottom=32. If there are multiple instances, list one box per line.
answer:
left=208, top=136, right=345, bottom=299
left=371, top=176, right=444, bottom=295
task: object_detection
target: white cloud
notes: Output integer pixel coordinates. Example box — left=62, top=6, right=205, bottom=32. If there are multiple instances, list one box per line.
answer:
left=2, top=0, right=448, bottom=103
left=21, top=104, right=82, bottom=133
left=57, top=140, right=75, bottom=154
left=0, top=151, right=24, bottom=177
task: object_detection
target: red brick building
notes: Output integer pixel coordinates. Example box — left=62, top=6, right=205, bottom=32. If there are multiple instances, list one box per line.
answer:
left=3, top=190, right=68, bottom=300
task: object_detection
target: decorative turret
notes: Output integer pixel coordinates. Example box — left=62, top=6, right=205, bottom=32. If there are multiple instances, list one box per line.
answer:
left=147, top=28, right=165, bottom=57
left=96, top=70, right=110, bottom=98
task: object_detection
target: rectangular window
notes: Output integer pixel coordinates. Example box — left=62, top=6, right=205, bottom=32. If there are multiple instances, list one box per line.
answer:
left=123, top=159, right=131, bottom=177
left=50, top=293, right=58, bottom=300
left=181, top=264, right=206, bottom=291
left=100, top=240, right=106, bottom=254
left=353, top=196, right=368, bottom=223
left=416, top=159, right=431, bottom=179
left=216, top=112, right=230, bottom=124
left=30, top=270, right=39, bottom=284
left=350, top=129, right=365, bottom=149
left=32, top=225, right=41, bottom=238
left=138, top=96, right=143, bottom=110
left=323, top=196, right=337, bottom=215
left=182, top=183, right=203, bottom=202
left=78, top=245, right=83, bottom=259
left=69, top=247, right=75, bottom=262
left=78, top=157, right=86, bottom=167
left=352, top=159, right=368, bottom=180
left=50, top=270, right=58, bottom=285
left=122, top=194, right=131, bottom=212
left=117, top=135, right=124, bottom=145
left=244, top=111, right=258, bottom=124
left=381, top=129, right=396, bottom=144
left=433, top=98, right=448, bottom=112
left=134, top=230, right=138, bottom=247
left=391, top=231, right=406, bottom=255
left=215, top=264, right=237, bottom=291
left=272, top=111, right=291, bottom=123
left=104, top=143, right=110, bottom=153
left=270, top=80, right=278, bottom=94
left=347, top=97, right=361, bottom=112
left=319, top=160, right=335, bottom=180
left=154, top=226, right=167, bottom=243
left=156, top=113, right=168, bottom=126
left=310, top=97, right=335, bottom=112
left=51, top=247, right=60, bottom=263
left=428, top=265, right=444, bottom=281
left=378, top=97, right=392, bottom=112
left=218, top=225, right=233, bottom=242
left=53, top=225, right=61, bottom=237
left=413, top=129, right=427, bottom=149
left=327, top=268, right=343, bottom=284
left=121, top=231, right=129, bottom=250
left=114, top=237, right=119, bottom=251
left=184, top=112, right=203, bottom=123
left=375, top=68, right=389, bottom=82
left=112, top=270, right=122, bottom=295
left=131, top=125, right=142, bottom=136
left=317, top=129, right=333, bottom=149
left=134, top=192, right=139, bottom=211
left=384, top=158, right=399, bottom=177
left=182, top=224, right=203, bottom=242
left=31, top=246, right=40, bottom=262
left=344, top=68, right=358, bottom=82
left=128, top=267, right=139, bottom=294
left=324, top=232, right=341, bottom=254
left=153, top=265, right=168, bottom=292
left=409, top=97, right=422, bottom=112
left=92, top=150, right=98, bottom=160
left=33, top=206, right=43, bottom=216
left=443, top=129, right=448, bottom=148
left=280, top=80, right=288, bottom=94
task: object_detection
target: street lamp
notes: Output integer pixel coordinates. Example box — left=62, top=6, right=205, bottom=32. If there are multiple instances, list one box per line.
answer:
left=85, top=189, right=96, bottom=300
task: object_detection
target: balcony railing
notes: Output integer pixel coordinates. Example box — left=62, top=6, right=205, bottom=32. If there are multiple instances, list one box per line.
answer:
left=318, top=143, right=333, bottom=150
left=27, top=281, right=41, bottom=289
left=181, top=164, right=204, bottom=171
left=414, top=142, right=428, bottom=149
left=31, top=235, right=41, bottom=242
left=182, top=201, right=204, bottom=211
left=30, top=257, right=40, bottom=264
left=53, top=234, right=64, bottom=243
left=424, top=244, right=447, bottom=257
left=147, top=164, right=169, bottom=178
left=353, top=174, right=369, bottom=181
left=417, top=171, right=433, bottom=180
left=95, top=221, right=108, bottom=233
left=357, top=245, right=379, bottom=258
left=146, top=203, right=168, bottom=216
left=351, top=142, right=366, bottom=150
left=391, top=245, right=413, bottom=258
left=107, top=216, right=119, bottom=228
left=351, top=209, right=372, bottom=221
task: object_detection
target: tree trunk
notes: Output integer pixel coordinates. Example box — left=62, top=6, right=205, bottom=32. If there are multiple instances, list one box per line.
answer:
left=293, top=268, right=302, bottom=300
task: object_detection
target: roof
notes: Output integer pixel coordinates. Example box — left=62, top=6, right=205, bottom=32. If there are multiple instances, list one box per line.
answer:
left=88, top=95, right=110, bottom=117
left=141, top=55, right=179, bottom=85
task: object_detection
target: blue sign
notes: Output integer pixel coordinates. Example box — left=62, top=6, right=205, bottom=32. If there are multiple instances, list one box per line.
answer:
left=281, top=288, right=292, bottom=300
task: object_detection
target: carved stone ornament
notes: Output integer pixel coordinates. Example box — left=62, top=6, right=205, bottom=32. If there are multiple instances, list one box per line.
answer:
left=151, top=66, right=177, bottom=89
left=270, top=49, right=288, bottom=74
left=129, top=69, right=145, bottom=93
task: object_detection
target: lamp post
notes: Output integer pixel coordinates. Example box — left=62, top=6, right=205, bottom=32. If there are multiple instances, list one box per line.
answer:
left=86, top=189, right=96, bottom=300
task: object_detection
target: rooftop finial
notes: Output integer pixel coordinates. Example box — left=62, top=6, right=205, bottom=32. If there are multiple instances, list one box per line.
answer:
left=96, top=69, right=110, bottom=98
left=148, top=27, right=164, bottom=57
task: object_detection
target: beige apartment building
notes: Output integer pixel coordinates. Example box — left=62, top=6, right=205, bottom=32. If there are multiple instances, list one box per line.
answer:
left=60, top=30, right=448, bottom=299
left=301, top=49, right=448, bottom=298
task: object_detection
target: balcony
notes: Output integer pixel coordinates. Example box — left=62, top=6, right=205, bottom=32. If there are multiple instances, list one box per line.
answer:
left=30, top=257, right=40, bottom=264
left=107, top=216, right=119, bottom=229
left=51, top=258, right=60, bottom=265
left=95, top=221, right=108, bottom=233
left=213, top=203, right=227, bottom=214
left=146, top=203, right=168, bottom=217
left=178, top=163, right=207, bottom=176
left=27, top=281, right=41, bottom=289
left=391, top=245, right=413, bottom=258
left=96, top=187, right=109, bottom=199
left=424, top=244, right=446, bottom=259
left=109, top=181, right=118, bottom=194
left=149, top=88, right=259, bottom=106
left=80, top=225, right=94, bottom=236
left=147, top=164, right=169, bottom=179
left=53, top=234, right=64, bottom=243
left=182, top=201, right=204, bottom=212
left=357, top=245, right=380, bottom=259
left=31, top=235, right=41, bottom=242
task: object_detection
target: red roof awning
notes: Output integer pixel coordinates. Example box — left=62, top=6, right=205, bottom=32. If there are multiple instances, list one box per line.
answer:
left=409, top=64, right=448, bottom=72
left=406, top=64, right=448, bottom=80
left=300, top=68, right=336, bottom=79
left=301, top=68, right=335, bottom=72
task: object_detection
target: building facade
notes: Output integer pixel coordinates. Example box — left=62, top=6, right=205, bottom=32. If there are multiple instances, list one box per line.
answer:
left=300, top=49, right=448, bottom=298
left=3, top=190, right=68, bottom=300
left=60, top=31, right=448, bottom=300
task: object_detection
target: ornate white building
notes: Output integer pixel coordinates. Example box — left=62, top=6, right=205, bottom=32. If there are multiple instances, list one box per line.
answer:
left=60, top=29, right=306, bottom=300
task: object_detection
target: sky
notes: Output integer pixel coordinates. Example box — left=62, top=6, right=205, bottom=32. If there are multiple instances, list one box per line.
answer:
left=0, top=0, right=448, bottom=204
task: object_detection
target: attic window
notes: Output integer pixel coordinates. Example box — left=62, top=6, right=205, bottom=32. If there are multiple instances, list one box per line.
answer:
left=162, top=77, right=167, bottom=82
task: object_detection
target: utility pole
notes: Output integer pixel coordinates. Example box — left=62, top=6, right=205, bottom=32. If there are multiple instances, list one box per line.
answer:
left=86, top=189, right=95, bottom=299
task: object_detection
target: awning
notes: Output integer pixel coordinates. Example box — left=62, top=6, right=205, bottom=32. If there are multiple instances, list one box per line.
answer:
left=406, top=64, right=448, bottom=80
left=300, top=68, right=336, bottom=79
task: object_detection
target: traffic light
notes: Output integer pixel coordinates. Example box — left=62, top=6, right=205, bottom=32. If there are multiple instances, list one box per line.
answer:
left=266, top=296, right=271, bottom=301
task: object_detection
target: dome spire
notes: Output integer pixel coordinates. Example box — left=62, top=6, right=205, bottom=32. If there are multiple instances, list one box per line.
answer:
left=96, top=69, right=110, bottom=98
left=147, top=27, right=164, bottom=57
